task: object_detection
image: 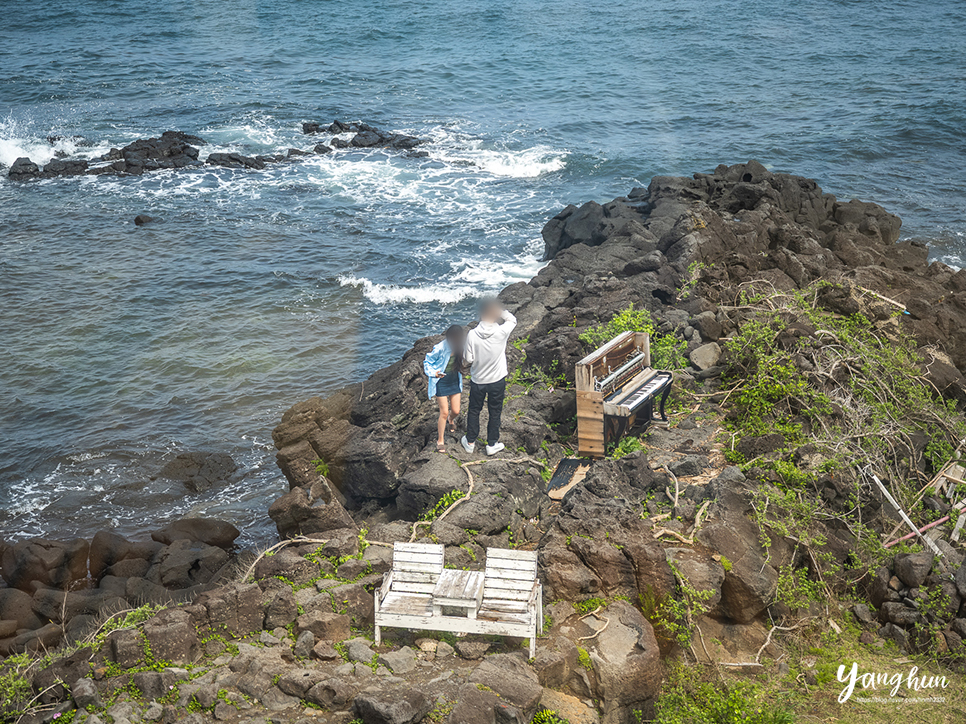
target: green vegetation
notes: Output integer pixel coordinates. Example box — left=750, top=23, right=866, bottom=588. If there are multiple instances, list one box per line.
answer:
left=0, top=652, right=33, bottom=719
left=576, top=646, right=594, bottom=671
left=573, top=597, right=607, bottom=615
left=311, top=458, right=330, bottom=477
left=532, top=709, right=571, bottom=724
left=421, top=489, right=467, bottom=521
left=722, top=282, right=966, bottom=600
left=654, top=664, right=793, bottom=724
left=578, top=304, right=688, bottom=370
left=608, top=435, right=644, bottom=459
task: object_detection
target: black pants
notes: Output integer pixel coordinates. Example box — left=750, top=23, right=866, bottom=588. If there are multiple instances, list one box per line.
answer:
left=466, top=378, right=506, bottom=445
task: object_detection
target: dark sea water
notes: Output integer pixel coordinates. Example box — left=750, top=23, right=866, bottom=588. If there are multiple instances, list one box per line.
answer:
left=1, top=0, right=965, bottom=545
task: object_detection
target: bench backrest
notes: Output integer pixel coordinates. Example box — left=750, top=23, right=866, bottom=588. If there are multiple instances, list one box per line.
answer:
left=391, top=542, right=445, bottom=594
left=483, top=548, right=538, bottom=602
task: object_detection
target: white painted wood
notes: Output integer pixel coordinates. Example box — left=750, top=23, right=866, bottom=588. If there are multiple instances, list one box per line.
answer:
left=953, top=513, right=966, bottom=542
left=486, top=548, right=537, bottom=563
left=484, top=557, right=537, bottom=571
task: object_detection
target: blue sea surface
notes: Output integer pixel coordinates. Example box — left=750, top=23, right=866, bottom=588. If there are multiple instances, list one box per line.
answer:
left=1, top=0, right=964, bottom=543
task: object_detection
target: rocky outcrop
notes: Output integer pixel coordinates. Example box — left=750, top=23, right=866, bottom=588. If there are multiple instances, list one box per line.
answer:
left=0, top=518, right=246, bottom=656
left=158, top=451, right=238, bottom=493
left=302, top=120, right=424, bottom=151
left=8, top=120, right=427, bottom=181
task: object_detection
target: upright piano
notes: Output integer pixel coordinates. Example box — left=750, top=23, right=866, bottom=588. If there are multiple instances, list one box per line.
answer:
left=575, top=331, right=673, bottom=458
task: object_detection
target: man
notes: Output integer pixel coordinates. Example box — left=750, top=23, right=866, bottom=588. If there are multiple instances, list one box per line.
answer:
left=461, top=299, right=517, bottom=456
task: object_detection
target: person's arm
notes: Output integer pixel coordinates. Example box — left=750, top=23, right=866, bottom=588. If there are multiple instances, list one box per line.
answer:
left=463, top=335, right=476, bottom=366
left=499, top=309, right=517, bottom=336
left=424, top=343, right=444, bottom=378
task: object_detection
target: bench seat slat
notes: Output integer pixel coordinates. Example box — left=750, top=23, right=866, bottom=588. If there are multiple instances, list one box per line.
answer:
left=483, top=587, right=531, bottom=601
left=484, top=568, right=536, bottom=581
left=381, top=592, right=434, bottom=616
left=484, top=557, right=537, bottom=571
left=485, top=549, right=539, bottom=562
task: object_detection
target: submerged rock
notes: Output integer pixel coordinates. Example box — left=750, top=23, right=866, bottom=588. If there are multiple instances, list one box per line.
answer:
left=159, top=451, right=237, bottom=493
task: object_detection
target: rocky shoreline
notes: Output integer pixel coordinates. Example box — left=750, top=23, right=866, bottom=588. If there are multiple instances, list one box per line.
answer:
left=5, top=121, right=425, bottom=181
left=4, top=161, right=966, bottom=724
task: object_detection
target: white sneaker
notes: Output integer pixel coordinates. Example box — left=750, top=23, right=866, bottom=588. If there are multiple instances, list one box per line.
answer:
left=461, top=436, right=475, bottom=453
left=485, top=442, right=505, bottom=456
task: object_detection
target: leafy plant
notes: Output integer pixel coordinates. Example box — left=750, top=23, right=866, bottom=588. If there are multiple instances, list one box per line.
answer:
left=573, top=597, right=607, bottom=615
left=312, top=458, right=330, bottom=477
left=532, top=709, right=571, bottom=724
left=421, top=489, right=467, bottom=521
left=654, top=663, right=794, bottom=724
left=578, top=304, right=687, bottom=370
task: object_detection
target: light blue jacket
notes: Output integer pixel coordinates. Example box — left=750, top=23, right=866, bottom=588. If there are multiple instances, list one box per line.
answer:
left=423, top=339, right=463, bottom=399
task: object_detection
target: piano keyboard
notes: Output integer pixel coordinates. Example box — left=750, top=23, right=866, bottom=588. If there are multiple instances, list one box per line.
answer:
left=614, top=373, right=672, bottom=412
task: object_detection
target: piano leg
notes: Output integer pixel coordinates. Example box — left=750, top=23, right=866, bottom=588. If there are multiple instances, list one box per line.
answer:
left=657, top=382, right=672, bottom=422
left=605, top=415, right=629, bottom=446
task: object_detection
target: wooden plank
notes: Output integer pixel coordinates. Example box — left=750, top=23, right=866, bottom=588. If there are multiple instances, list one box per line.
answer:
left=392, top=553, right=443, bottom=568
left=394, top=570, right=439, bottom=583
left=394, top=542, right=444, bottom=554
left=486, top=548, right=537, bottom=562
left=953, top=514, right=966, bottom=543
left=487, top=568, right=534, bottom=583
left=486, top=558, right=537, bottom=572
left=481, top=599, right=530, bottom=611
left=394, top=561, right=444, bottom=574
left=484, top=587, right=533, bottom=600
left=576, top=330, right=635, bottom=367
left=868, top=470, right=943, bottom=558
left=392, top=581, right=436, bottom=595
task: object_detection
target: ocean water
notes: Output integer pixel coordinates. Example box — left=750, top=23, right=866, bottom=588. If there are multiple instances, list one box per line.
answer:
left=1, top=0, right=964, bottom=546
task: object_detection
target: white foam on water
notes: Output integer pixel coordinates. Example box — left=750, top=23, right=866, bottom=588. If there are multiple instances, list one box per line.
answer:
left=337, top=274, right=476, bottom=305
left=421, top=125, right=568, bottom=179
left=0, top=119, right=77, bottom=168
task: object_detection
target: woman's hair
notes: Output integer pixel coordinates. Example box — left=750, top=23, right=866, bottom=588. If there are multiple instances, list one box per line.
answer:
left=445, top=324, right=465, bottom=373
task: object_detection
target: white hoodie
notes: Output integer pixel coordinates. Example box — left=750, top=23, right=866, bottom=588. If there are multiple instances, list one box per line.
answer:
left=464, top=309, right=517, bottom=385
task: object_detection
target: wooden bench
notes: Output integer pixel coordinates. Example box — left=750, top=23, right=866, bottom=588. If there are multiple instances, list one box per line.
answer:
left=374, top=542, right=444, bottom=646
left=477, top=548, right=543, bottom=659
left=373, top=543, right=543, bottom=658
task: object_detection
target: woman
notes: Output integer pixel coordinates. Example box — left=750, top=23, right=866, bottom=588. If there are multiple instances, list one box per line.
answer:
left=423, top=324, right=465, bottom=453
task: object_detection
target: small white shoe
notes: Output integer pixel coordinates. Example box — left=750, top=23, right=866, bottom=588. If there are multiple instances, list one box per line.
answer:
left=485, top=442, right=505, bottom=456
left=461, top=436, right=475, bottom=453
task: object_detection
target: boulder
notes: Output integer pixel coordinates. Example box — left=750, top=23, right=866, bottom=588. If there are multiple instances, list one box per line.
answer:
left=134, top=214, right=155, bottom=226
left=353, top=688, right=433, bottom=724
left=447, top=683, right=501, bottom=724
left=155, top=539, right=228, bottom=589
left=8, top=157, right=40, bottom=180
left=193, top=583, right=265, bottom=637
left=0, top=538, right=90, bottom=591
left=295, top=610, right=350, bottom=642
left=142, top=609, right=199, bottom=664
left=159, top=452, right=237, bottom=493
left=0, top=588, right=43, bottom=630
left=268, top=484, right=356, bottom=538
left=151, top=518, right=240, bottom=549
left=205, top=152, right=266, bottom=171
left=582, top=602, right=662, bottom=724
left=378, top=646, right=416, bottom=674
left=293, top=630, right=315, bottom=659
left=468, top=654, right=543, bottom=715
left=89, top=530, right=163, bottom=582
left=306, top=678, right=356, bottom=709
left=264, top=588, right=299, bottom=629
left=688, top=343, right=721, bottom=371
left=277, top=668, right=327, bottom=697
left=72, top=678, right=101, bottom=709
left=894, top=552, right=933, bottom=588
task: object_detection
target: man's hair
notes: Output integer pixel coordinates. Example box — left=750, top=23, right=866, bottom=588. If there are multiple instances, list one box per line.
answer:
left=479, top=298, right=502, bottom=321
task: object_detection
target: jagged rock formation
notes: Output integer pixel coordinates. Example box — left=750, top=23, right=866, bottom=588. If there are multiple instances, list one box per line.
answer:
left=6, top=121, right=427, bottom=181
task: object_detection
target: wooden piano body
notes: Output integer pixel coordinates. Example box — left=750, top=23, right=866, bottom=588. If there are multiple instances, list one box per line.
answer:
left=575, top=330, right=673, bottom=458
